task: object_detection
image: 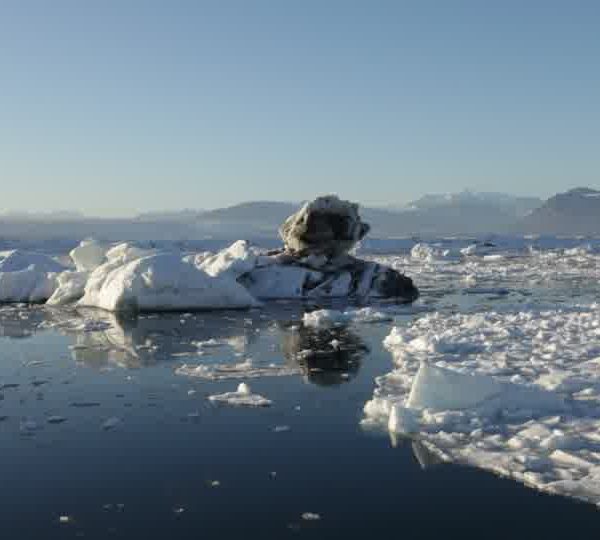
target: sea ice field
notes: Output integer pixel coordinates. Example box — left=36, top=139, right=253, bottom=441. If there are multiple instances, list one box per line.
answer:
left=1, top=234, right=600, bottom=538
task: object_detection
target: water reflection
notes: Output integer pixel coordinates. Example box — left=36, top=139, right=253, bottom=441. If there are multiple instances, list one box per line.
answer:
left=0, top=305, right=370, bottom=387
left=281, top=324, right=368, bottom=386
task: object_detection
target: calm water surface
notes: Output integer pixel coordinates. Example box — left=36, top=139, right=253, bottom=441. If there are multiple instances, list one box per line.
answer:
left=0, top=299, right=598, bottom=539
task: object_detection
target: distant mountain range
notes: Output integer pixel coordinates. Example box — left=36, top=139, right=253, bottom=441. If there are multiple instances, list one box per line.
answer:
left=183, top=191, right=544, bottom=237
left=1, top=189, right=598, bottom=245
left=517, top=187, right=600, bottom=235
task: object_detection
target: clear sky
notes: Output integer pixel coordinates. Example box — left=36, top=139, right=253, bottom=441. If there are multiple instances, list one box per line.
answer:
left=1, top=0, right=599, bottom=216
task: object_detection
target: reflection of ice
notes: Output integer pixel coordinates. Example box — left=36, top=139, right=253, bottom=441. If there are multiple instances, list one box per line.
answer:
left=281, top=324, right=368, bottom=386
left=44, top=308, right=260, bottom=369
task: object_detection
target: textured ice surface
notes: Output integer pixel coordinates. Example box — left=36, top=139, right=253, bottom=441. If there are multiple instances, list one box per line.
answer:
left=78, top=251, right=258, bottom=312
left=0, top=250, right=67, bottom=303
left=208, top=383, right=272, bottom=407
left=0, top=267, right=58, bottom=303
left=364, top=304, right=600, bottom=505
left=199, top=240, right=264, bottom=278
left=69, top=239, right=108, bottom=272
left=46, top=271, right=89, bottom=306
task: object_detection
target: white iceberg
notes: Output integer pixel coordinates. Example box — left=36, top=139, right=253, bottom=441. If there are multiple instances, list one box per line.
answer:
left=78, top=252, right=259, bottom=312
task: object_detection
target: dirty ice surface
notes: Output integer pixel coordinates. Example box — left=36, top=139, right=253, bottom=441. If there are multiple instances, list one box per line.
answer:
left=2, top=235, right=600, bottom=537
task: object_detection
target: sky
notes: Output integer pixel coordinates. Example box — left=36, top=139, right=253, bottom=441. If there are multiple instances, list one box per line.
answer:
left=1, top=0, right=599, bottom=217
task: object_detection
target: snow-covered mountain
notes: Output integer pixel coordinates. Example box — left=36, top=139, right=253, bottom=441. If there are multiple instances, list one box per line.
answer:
left=517, top=187, right=600, bottom=234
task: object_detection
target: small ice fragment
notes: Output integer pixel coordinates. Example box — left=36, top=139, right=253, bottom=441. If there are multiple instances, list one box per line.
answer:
left=173, top=507, right=185, bottom=515
left=59, top=515, right=72, bottom=524
left=273, top=425, right=291, bottom=433
left=102, top=417, right=122, bottom=430
left=301, top=512, right=321, bottom=521
left=47, top=416, right=67, bottom=425
left=208, top=384, right=272, bottom=407
left=210, top=480, right=221, bottom=487
left=20, top=419, right=39, bottom=433
left=187, top=389, right=196, bottom=396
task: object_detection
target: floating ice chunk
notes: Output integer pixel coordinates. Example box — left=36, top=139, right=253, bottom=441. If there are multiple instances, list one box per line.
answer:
left=78, top=253, right=259, bottom=312
left=46, top=271, right=89, bottom=306
left=102, top=417, right=122, bottom=430
left=460, top=243, right=497, bottom=256
left=20, top=418, right=40, bottom=433
left=208, top=383, right=272, bottom=407
left=302, top=309, right=348, bottom=328
left=302, top=307, right=393, bottom=328
left=301, top=512, right=321, bottom=521
left=410, top=243, right=449, bottom=261
left=176, top=360, right=300, bottom=380
left=47, top=416, right=67, bottom=424
left=69, top=239, right=108, bottom=272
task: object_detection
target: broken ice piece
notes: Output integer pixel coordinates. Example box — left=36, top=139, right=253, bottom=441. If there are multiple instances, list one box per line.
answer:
left=47, top=416, right=67, bottom=425
left=102, top=417, right=122, bottom=430
left=208, top=383, right=272, bottom=407
left=301, top=512, right=321, bottom=521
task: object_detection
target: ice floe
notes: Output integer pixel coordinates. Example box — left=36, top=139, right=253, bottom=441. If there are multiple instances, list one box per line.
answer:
left=364, top=304, right=600, bottom=505
left=208, top=383, right=272, bottom=407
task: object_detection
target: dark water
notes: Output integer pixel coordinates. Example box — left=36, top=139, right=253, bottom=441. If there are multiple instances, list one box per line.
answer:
left=0, top=305, right=598, bottom=539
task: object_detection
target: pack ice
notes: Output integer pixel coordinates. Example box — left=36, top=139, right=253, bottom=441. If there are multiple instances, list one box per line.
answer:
left=364, top=305, right=600, bottom=505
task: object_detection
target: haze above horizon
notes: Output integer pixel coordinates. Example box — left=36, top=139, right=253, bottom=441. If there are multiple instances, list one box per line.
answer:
left=1, top=0, right=599, bottom=217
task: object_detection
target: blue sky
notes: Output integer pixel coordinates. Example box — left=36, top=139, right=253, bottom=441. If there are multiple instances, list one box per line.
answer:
left=1, top=0, right=598, bottom=216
